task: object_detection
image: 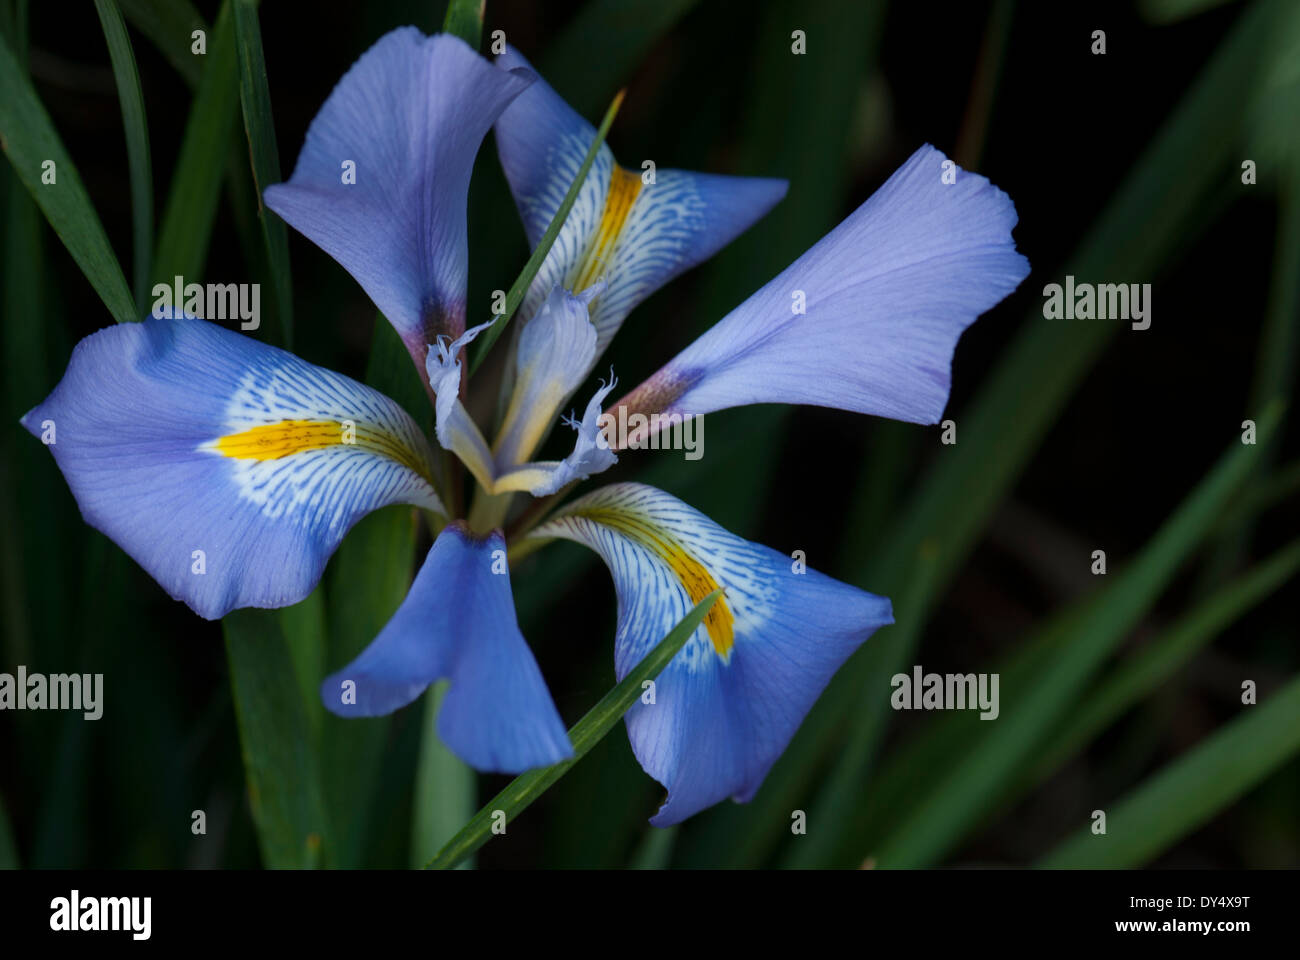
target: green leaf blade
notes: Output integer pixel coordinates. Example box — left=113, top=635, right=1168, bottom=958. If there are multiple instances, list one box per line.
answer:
left=94, top=0, right=154, bottom=313
left=1040, top=673, right=1300, bottom=869
left=223, top=608, right=332, bottom=869
left=441, top=0, right=483, bottom=49
left=0, top=33, right=136, bottom=324
left=233, top=0, right=293, bottom=346
left=468, top=88, right=624, bottom=376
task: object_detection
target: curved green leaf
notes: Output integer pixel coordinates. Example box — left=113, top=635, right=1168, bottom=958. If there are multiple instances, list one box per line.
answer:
left=1040, top=672, right=1300, bottom=868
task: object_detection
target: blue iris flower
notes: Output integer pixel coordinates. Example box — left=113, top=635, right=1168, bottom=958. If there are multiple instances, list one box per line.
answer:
left=21, top=29, right=1029, bottom=825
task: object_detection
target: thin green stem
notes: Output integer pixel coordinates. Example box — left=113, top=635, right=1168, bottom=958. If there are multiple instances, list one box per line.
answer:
left=467, top=89, right=625, bottom=377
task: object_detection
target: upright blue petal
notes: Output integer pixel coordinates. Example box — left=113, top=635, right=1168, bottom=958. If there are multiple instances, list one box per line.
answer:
left=20, top=313, right=443, bottom=619
left=613, top=144, right=1031, bottom=436
left=494, top=46, right=787, bottom=359
left=265, top=29, right=533, bottom=369
left=529, top=483, right=892, bottom=825
left=320, top=523, right=573, bottom=774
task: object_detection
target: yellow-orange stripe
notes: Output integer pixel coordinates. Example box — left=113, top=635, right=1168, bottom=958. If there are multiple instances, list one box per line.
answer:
left=574, top=505, right=734, bottom=659
left=210, top=419, right=433, bottom=484
left=571, top=165, right=642, bottom=293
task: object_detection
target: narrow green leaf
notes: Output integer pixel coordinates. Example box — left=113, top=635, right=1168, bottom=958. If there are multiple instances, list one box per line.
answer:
left=1040, top=673, right=1300, bottom=868
left=118, top=0, right=205, bottom=89
left=629, top=825, right=678, bottom=870
left=441, top=0, right=483, bottom=49
left=1028, top=538, right=1300, bottom=789
left=468, top=88, right=625, bottom=376
left=224, top=608, right=331, bottom=868
left=153, top=0, right=239, bottom=287
left=854, top=536, right=1300, bottom=868
left=425, top=589, right=722, bottom=869
left=278, top=585, right=327, bottom=742
left=0, top=32, right=136, bottom=324
left=869, top=402, right=1283, bottom=868
left=410, top=682, right=476, bottom=869
left=94, top=0, right=153, bottom=313
left=232, top=0, right=292, bottom=346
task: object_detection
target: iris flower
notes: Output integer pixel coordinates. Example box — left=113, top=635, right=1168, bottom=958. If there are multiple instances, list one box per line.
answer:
left=21, top=29, right=1029, bottom=825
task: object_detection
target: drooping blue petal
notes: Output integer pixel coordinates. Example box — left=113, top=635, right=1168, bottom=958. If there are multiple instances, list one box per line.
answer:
left=528, top=483, right=892, bottom=825
left=613, top=144, right=1031, bottom=436
left=320, top=522, right=572, bottom=773
left=493, top=46, right=788, bottom=358
left=20, top=313, right=444, bottom=620
left=264, top=29, right=533, bottom=368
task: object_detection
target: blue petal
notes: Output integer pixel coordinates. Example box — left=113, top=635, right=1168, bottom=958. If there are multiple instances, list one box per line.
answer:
left=320, top=523, right=573, bottom=774
left=529, top=483, right=892, bottom=825
left=265, top=29, right=533, bottom=364
left=494, top=46, right=787, bottom=357
left=20, top=313, right=443, bottom=619
left=614, top=144, right=1031, bottom=431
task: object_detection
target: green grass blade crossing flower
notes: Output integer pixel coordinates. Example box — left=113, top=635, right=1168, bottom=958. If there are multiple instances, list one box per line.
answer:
left=425, top=590, right=722, bottom=869
left=441, top=0, right=483, bottom=49
left=467, top=88, right=625, bottom=377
